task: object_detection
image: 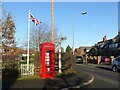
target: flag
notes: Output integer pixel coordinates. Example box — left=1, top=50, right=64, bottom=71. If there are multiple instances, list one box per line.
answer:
left=29, top=13, right=41, bottom=26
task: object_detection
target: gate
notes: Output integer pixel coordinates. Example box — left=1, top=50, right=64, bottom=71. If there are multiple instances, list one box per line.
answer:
left=20, top=64, right=34, bottom=76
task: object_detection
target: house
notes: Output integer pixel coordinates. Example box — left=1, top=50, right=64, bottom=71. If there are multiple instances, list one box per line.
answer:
left=79, top=46, right=91, bottom=53
left=74, top=46, right=91, bottom=56
left=74, top=48, right=84, bottom=56
left=91, top=31, right=120, bottom=56
left=21, top=50, right=35, bottom=57
left=95, top=35, right=107, bottom=49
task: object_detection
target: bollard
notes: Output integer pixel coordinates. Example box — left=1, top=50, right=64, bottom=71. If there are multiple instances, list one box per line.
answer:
left=111, top=56, right=114, bottom=65
left=85, top=55, right=88, bottom=63
left=98, top=56, right=101, bottom=64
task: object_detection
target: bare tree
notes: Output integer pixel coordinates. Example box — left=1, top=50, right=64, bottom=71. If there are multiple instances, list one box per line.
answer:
left=28, top=23, right=58, bottom=51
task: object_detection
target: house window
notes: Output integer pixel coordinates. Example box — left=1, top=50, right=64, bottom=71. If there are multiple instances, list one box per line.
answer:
left=104, top=44, right=108, bottom=48
left=109, top=44, right=112, bottom=48
left=109, top=43, right=118, bottom=48
left=98, top=44, right=101, bottom=49
left=118, top=43, right=120, bottom=47
left=114, top=43, right=118, bottom=48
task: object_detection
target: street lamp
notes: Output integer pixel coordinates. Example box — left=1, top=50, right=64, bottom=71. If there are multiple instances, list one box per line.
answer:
left=72, top=11, right=87, bottom=55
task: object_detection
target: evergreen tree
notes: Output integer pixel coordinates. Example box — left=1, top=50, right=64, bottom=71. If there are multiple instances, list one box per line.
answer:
left=66, top=45, right=72, bottom=52
left=2, top=12, right=16, bottom=55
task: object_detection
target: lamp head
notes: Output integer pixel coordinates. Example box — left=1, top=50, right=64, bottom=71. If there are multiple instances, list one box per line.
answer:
left=82, top=11, right=87, bottom=15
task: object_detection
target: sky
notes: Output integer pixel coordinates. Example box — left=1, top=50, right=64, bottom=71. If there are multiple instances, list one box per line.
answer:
left=1, top=0, right=120, bottom=2
left=2, top=1, right=119, bottom=50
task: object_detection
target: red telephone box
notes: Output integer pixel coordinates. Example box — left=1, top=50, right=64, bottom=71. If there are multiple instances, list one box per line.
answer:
left=39, top=42, right=55, bottom=79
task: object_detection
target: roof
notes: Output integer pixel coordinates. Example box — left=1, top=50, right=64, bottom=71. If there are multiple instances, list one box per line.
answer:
left=40, top=42, right=55, bottom=47
left=113, top=34, right=120, bottom=42
left=74, top=48, right=85, bottom=56
left=79, top=46, right=91, bottom=50
left=15, top=48, right=35, bottom=54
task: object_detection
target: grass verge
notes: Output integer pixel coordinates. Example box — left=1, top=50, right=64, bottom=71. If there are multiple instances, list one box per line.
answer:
left=17, top=75, right=40, bottom=81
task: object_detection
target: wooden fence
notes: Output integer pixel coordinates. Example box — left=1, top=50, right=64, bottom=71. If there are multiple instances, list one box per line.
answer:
left=20, top=64, right=34, bottom=76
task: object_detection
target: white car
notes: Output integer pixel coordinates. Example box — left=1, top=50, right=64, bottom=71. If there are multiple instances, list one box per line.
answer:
left=112, top=56, right=120, bottom=72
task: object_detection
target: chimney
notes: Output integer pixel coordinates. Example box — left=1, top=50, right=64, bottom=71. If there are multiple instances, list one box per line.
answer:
left=103, top=35, right=107, bottom=42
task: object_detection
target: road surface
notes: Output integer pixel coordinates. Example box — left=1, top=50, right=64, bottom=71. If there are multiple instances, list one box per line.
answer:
left=76, top=63, right=120, bottom=88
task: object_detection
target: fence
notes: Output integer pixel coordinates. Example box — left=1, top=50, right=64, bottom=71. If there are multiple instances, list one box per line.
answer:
left=20, top=64, right=34, bottom=76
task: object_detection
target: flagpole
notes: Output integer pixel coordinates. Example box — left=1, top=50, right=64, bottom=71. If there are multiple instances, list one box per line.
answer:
left=52, top=0, right=54, bottom=44
left=27, top=10, right=30, bottom=71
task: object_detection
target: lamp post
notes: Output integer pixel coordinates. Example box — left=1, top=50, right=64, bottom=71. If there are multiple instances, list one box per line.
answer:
left=72, top=11, right=87, bottom=55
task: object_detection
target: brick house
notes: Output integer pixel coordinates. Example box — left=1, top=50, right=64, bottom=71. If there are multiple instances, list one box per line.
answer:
left=74, top=46, right=91, bottom=56
left=93, top=31, right=120, bottom=56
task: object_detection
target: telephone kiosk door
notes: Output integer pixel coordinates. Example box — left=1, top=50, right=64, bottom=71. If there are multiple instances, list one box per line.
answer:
left=45, top=51, right=50, bottom=71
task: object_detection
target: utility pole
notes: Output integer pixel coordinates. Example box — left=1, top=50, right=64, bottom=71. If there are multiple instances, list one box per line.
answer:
left=52, top=0, right=54, bottom=44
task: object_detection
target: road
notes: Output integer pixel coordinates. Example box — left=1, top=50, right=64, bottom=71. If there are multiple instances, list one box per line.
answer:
left=75, top=63, right=120, bottom=88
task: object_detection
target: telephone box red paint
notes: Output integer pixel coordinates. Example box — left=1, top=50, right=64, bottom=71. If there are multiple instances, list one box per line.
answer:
left=39, top=42, right=55, bottom=79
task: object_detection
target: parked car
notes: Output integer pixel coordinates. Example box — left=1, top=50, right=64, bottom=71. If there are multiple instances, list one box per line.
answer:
left=112, top=56, right=120, bottom=72
left=76, top=56, right=83, bottom=64
left=100, top=56, right=111, bottom=64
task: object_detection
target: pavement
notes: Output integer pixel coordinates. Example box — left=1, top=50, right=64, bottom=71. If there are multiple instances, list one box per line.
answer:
left=2, top=67, right=94, bottom=90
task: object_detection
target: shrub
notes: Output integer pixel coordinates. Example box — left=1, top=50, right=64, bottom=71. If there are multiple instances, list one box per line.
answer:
left=61, top=52, right=76, bottom=74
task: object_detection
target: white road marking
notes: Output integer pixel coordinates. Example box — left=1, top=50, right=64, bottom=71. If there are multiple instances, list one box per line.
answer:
left=79, top=65, right=119, bottom=86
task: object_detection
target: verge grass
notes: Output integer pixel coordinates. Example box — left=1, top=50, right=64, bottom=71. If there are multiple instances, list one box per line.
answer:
left=17, top=75, right=40, bottom=81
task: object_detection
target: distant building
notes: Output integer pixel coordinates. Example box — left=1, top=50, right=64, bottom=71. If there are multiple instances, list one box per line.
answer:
left=21, top=50, right=35, bottom=56
left=12, top=48, right=35, bottom=56
left=74, top=48, right=84, bottom=56
left=74, top=46, right=91, bottom=56
left=79, top=46, right=91, bottom=53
